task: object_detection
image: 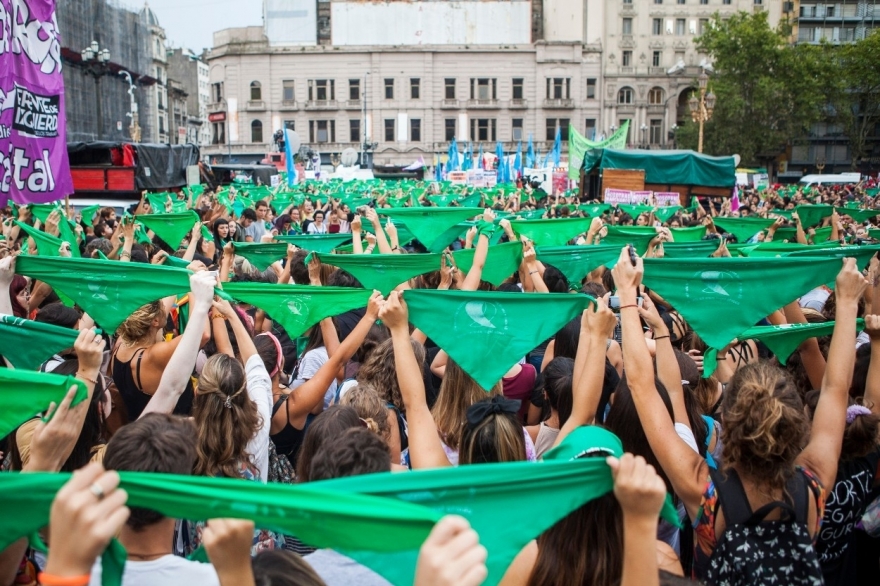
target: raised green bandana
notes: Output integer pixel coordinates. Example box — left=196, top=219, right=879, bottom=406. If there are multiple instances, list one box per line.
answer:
left=307, top=252, right=441, bottom=295
left=15, top=222, right=67, bottom=257
left=452, top=241, right=523, bottom=287
left=232, top=242, right=288, bottom=271
left=641, top=257, right=845, bottom=352
left=221, top=282, right=372, bottom=337
left=654, top=206, right=683, bottom=223
left=536, top=244, right=621, bottom=285
left=321, top=426, right=678, bottom=586
left=794, top=204, right=834, bottom=228
left=711, top=217, right=776, bottom=242
left=379, top=207, right=483, bottom=252
left=661, top=240, right=721, bottom=258
left=510, top=217, right=593, bottom=247
left=669, top=226, right=709, bottom=242
left=617, top=204, right=655, bottom=218
left=403, top=289, right=595, bottom=389
left=0, top=315, right=81, bottom=370
left=598, top=228, right=658, bottom=255
left=578, top=203, right=611, bottom=217
left=14, top=256, right=192, bottom=333
left=741, top=240, right=841, bottom=257
left=274, top=233, right=353, bottom=253
left=136, top=211, right=200, bottom=249
left=0, top=368, right=88, bottom=439
left=835, top=207, right=880, bottom=223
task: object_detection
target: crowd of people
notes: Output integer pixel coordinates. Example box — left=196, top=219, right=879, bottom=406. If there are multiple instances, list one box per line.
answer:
left=0, top=176, right=879, bottom=586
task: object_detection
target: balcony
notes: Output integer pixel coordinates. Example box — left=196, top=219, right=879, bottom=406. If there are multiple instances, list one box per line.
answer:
left=543, top=98, right=575, bottom=109
left=246, top=100, right=266, bottom=111
left=304, top=100, right=338, bottom=111
left=279, top=100, right=298, bottom=111
left=207, top=101, right=225, bottom=112
left=440, top=99, right=460, bottom=109
left=648, top=66, right=667, bottom=75
left=509, top=98, right=528, bottom=110
left=467, top=99, right=501, bottom=109
left=343, top=99, right=362, bottom=110
left=619, top=66, right=635, bottom=74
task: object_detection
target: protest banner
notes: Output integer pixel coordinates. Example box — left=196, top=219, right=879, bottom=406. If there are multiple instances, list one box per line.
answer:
left=603, top=188, right=632, bottom=205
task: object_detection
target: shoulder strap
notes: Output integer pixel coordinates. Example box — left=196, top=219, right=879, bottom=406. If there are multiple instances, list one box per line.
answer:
left=709, top=467, right=755, bottom=526
left=271, top=395, right=288, bottom=417
left=788, top=468, right=811, bottom=524
left=701, top=415, right=714, bottom=448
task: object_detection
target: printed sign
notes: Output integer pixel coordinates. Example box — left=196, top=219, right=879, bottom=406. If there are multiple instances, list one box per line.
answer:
left=603, top=188, right=633, bottom=205
left=0, top=0, right=74, bottom=205
left=631, top=191, right=653, bottom=204
left=655, top=192, right=681, bottom=207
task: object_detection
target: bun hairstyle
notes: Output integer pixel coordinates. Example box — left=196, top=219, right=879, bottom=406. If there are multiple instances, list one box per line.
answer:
left=804, top=390, right=880, bottom=461
left=340, top=383, right=391, bottom=442
left=721, top=362, right=809, bottom=490
left=116, top=300, right=164, bottom=343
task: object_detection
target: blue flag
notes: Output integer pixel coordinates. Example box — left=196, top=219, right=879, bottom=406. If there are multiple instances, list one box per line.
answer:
left=434, top=157, right=443, bottom=182
left=526, top=135, right=535, bottom=169
left=495, top=141, right=504, bottom=182
left=477, top=143, right=484, bottom=170
left=462, top=142, right=472, bottom=171
left=284, top=129, right=297, bottom=187
left=552, top=125, right=562, bottom=168
left=448, top=138, right=460, bottom=171
left=514, top=141, right=523, bottom=179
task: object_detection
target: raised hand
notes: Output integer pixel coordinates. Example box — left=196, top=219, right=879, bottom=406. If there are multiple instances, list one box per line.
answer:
left=378, top=291, right=408, bottom=330
left=607, top=453, right=667, bottom=520
left=414, top=516, right=488, bottom=586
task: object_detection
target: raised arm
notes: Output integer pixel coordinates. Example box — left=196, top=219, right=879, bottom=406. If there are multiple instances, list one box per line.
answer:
left=639, top=295, right=688, bottom=426
left=381, top=291, right=451, bottom=468
left=351, top=215, right=365, bottom=255
left=521, top=240, right=548, bottom=294
left=796, top=258, right=867, bottom=489
left=0, top=255, right=16, bottom=316
left=461, top=209, right=495, bottom=291
left=784, top=300, right=826, bottom=390
left=865, top=315, right=880, bottom=415
left=366, top=208, right=393, bottom=254
left=277, top=245, right=296, bottom=285
left=182, top=221, right=202, bottom=262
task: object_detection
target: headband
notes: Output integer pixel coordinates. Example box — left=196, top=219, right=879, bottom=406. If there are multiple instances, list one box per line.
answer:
left=846, top=405, right=872, bottom=424
left=466, top=395, right=521, bottom=427
left=257, top=331, right=283, bottom=377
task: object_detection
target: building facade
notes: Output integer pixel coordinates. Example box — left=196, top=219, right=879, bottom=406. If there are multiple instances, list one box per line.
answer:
left=167, top=49, right=212, bottom=145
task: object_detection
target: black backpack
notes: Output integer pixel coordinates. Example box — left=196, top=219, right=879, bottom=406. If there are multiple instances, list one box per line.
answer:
left=705, top=467, right=824, bottom=586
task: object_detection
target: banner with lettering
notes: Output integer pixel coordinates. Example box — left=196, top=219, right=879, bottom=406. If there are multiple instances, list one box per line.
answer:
left=632, top=191, right=653, bottom=204
left=0, top=0, right=74, bottom=205
left=603, top=188, right=632, bottom=205
left=655, top=192, right=681, bottom=207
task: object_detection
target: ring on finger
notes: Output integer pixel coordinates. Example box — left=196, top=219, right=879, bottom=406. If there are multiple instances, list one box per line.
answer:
left=89, top=482, right=105, bottom=501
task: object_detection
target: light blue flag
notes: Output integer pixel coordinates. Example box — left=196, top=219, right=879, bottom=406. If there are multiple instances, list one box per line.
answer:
left=462, top=142, right=472, bottom=171
left=514, top=141, right=523, bottom=178
left=526, top=135, right=535, bottom=168
left=448, top=138, right=460, bottom=171
left=495, top=142, right=504, bottom=182
left=478, top=143, right=484, bottom=170
left=284, top=129, right=297, bottom=187
left=434, top=157, right=443, bottom=182
left=552, top=125, right=562, bottom=168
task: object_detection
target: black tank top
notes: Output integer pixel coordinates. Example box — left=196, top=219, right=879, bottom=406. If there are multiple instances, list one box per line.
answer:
left=270, top=394, right=307, bottom=467
left=111, top=347, right=194, bottom=421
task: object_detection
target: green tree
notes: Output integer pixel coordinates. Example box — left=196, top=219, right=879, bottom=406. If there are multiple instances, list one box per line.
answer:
left=830, top=30, right=880, bottom=168
left=684, top=12, right=828, bottom=172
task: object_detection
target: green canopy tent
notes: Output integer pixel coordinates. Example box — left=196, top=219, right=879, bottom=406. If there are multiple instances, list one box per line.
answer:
left=583, top=149, right=737, bottom=190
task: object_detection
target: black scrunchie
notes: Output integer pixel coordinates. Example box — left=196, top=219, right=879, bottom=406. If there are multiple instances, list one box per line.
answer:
left=466, top=395, right=521, bottom=427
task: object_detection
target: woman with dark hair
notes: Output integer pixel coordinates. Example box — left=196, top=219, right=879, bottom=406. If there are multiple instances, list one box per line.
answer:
left=8, top=274, right=29, bottom=318
left=294, top=405, right=363, bottom=483
left=273, top=214, right=296, bottom=236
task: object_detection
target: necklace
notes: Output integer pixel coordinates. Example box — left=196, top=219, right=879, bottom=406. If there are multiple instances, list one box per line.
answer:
left=126, top=551, right=171, bottom=560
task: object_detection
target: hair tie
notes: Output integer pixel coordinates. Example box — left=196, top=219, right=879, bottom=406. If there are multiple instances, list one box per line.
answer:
left=466, top=395, right=521, bottom=427
left=224, top=386, right=245, bottom=409
left=846, top=405, right=872, bottom=424
left=257, top=331, right=283, bottom=377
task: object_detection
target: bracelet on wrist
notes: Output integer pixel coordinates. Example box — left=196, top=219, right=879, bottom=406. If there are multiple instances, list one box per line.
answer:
left=76, top=372, right=98, bottom=385
left=653, top=334, right=670, bottom=341
left=38, top=573, right=91, bottom=586
left=618, top=304, right=640, bottom=310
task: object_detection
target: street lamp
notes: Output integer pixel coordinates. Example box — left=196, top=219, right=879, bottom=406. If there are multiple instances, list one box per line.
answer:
left=81, top=41, right=112, bottom=140
left=640, top=124, right=648, bottom=148
left=118, top=71, right=141, bottom=142
left=688, top=70, right=716, bottom=153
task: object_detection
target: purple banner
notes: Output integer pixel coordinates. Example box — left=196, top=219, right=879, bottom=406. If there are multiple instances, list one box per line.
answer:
left=0, top=0, right=74, bottom=206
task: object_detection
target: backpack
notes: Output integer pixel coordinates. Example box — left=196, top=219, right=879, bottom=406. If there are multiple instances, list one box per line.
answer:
left=705, top=467, right=823, bottom=586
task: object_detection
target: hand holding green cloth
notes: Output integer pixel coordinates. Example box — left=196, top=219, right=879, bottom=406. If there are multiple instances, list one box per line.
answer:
left=742, top=240, right=841, bottom=257
left=232, top=242, right=289, bottom=271
left=221, top=282, right=372, bottom=337
left=786, top=244, right=880, bottom=274
left=660, top=240, right=722, bottom=259
left=597, top=229, right=658, bottom=255
left=654, top=205, right=683, bottom=223
left=307, top=252, right=441, bottom=295
left=323, top=426, right=679, bottom=586
left=0, top=315, right=81, bottom=370
left=794, top=204, right=834, bottom=228
left=403, top=289, right=595, bottom=389
left=641, top=256, right=846, bottom=353
left=669, top=225, right=709, bottom=242
left=15, top=221, right=67, bottom=257
left=835, top=207, right=880, bottom=223
left=14, top=256, right=193, bottom=333
left=711, top=217, right=776, bottom=242
left=617, top=204, right=655, bottom=218
left=510, top=217, right=594, bottom=247
left=0, top=368, right=88, bottom=439
left=536, top=244, right=622, bottom=286
left=136, top=211, right=200, bottom=249
left=379, top=207, right=483, bottom=252
left=452, top=241, right=523, bottom=287
left=274, top=233, right=353, bottom=253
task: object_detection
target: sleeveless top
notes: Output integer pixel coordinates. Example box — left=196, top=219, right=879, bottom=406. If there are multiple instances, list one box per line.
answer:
left=534, top=422, right=560, bottom=458
left=111, top=346, right=194, bottom=421
left=269, top=394, right=307, bottom=467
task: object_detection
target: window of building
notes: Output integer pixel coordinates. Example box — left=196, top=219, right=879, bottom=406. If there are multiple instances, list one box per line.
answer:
left=469, top=118, right=496, bottom=142
left=546, top=78, right=571, bottom=99
left=470, top=78, right=497, bottom=100
left=699, top=18, right=709, bottom=34
left=445, top=78, right=456, bottom=100
left=648, top=87, right=664, bottom=104
left=677, top=0, right=685, bottom=4
left=653, top=18, right=663, bottom=35
left=384, top=118, right=395, bottom=141
left=445, top=118, right=456, bottom=141
left=283, top=120, right=295, bottom=131
left=624, top=0, right=632, bottom=3
left=512, top=118, right=523, bottom=141
left=723, top=0, right=731, bottom=4
left=282, top=80, right=295, bottom=102
left=653, top=51, right=662, bottom=66
left=545, top=118, right=568, bottom=141
left=754, top=0, right=762, bottom=4
left=411, top=78, right=420, bottom=100
left=308, top=80, right=335, bottom=101
left=622, top=51, right=633, bottom=66
left=349, top=119, right=360, bottom=143
left=675, top=19, right=686, bottom=35
left=650, top=119, right=663, bottom=144
left=212, top=122, right=225, bottom=145
left=512, top=78, right=524, bottom=100
left=410, top=118, right=421, bottom=142
left=349, top=79, right=360, bottom=101
left=309, top=120, right=335, bottom=143
left=622, top=17, right=633, bottom=34
left=654, top=0, right=663, bottom=4
left=586, top=78, right=597, bottom=99
left=384, top=78, right=394, bottom=100
left=251, top=119, right=263, bottom=142
left=618, top=87, right=634, bottom=104
left=585, top=118, right=597, bottom=139
left=250, top=81, right=261, bottom=101
left=700, top=0, right=708, bottom=4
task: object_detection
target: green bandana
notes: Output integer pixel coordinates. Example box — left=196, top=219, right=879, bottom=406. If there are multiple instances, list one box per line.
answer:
left=275, top=234, right=354, bottom=253
left=136, top=211, right=200, bottom=249
left=0, top=315, right=81, bottom=370
left=641, top=257, right=845, bottom=352
left=794, top=205, right=834, bottom=228
left=578, top=203, right=611, bottom=217
left=404, top=289, right=595, bottom=389
left=221, top=282, right=372, bottom=337
left=654, top=206, right=683, bottom=223
left=307, top=252, right=441, bottom=295
left=786, top=245, right=880, bottom=278
left=835, top=207, right=880, bottom=223
left=0, top=368, right=88, bottom=439
left=232, top=242, right=289, bottom=271
left=14, top=256, right=192, bottom=333
left=617, top=204, right=655, bottom=218
left=160, top=255, right=193, bottom=269
left=510, top=217, right=593, bottom=247
left=598, top=228, right=658, bottom=255
left=660, top=240, right=721, bottom=258
left=379, top=208, right=483, bottom=252
left=536, top=244, right=621, bottom=286
left=15, top=222, right=67, bottom=257
left=742, top=241, right=841, bottom=257
left=711, top=217, right=776, bottom=243
left=452, top=241, right=523, bottom=287
left=669, top=226, right=709, bottom=242
left=320, top=426, right=678, bottom=586
left=145, top=193, right=173, bottom=212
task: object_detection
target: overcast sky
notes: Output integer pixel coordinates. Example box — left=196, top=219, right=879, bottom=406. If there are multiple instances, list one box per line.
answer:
left=141, top=0, right=263, bottom=55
